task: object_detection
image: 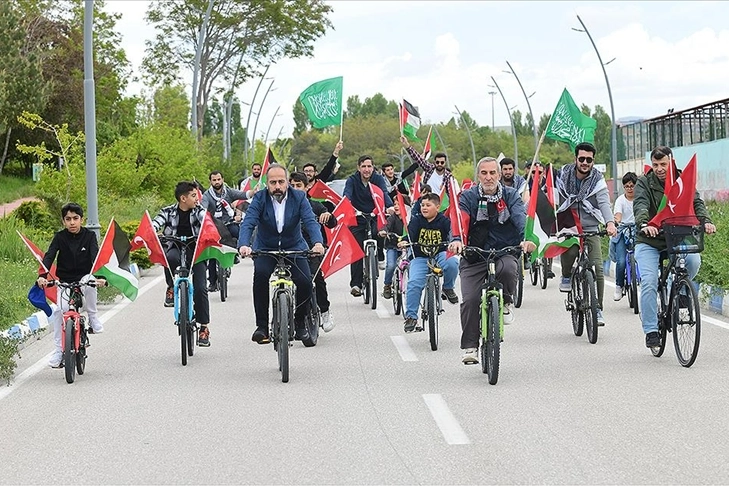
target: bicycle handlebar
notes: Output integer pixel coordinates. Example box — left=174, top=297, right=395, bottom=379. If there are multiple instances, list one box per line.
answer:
left=554, top=229, right=607, bottom=239
left=159, top=235, right=198, bottom=246
left=248, top=249, right=320, bottom=259
left=46, top=279, right=103, bottom=289
left=462, top=245, right=522, bottom=262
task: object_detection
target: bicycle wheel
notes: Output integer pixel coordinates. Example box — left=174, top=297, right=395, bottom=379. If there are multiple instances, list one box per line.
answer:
left=514, top=264, right=524, bottom=308
left=64, top=318, right=76, bottom=384
left=540, top=258, right=549, bottom=290
left=179, top=280, right=189, bottom=366
left=481, top=294, right=501, bottom=385
left=427, top=277, right=438, bottom=351
left=363, top=247, right=371, bottom=305
left=570, top=272, right=584, bottom=337
left=276, top=292, right=291, bottom=383
left=529, top=256, right=538, bottom=286
left=671, top=276, right=701, bottom=367
left=652, top=287, right=669, bottom=358
left=76, top=322, right=87, bottom=375
left=187, top=323, right=195, bottom=357
left=629, top=255, right=639, bottom=314
left=584, top=270, right=599, bottom=344
left=392, top=269, right=402, bottom=315
left=369, top=248, right=378, bottom=310
left=304, top=293, right=319, bottom=347
left=218, top=263, right=228, bottom=302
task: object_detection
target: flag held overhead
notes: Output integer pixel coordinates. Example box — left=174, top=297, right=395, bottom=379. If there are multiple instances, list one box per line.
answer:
left=299, top=76, right=344, bottom=129
left=399, top=98, right=421, bottom=141
left=545, top=88, right=597, bottom=150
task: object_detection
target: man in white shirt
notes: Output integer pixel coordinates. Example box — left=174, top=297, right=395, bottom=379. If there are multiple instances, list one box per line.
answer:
left=611, top=171, right=637, bottom=301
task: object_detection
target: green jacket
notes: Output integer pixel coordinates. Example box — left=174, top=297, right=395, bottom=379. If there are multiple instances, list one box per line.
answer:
left=633, top=169, right=711, bottom=250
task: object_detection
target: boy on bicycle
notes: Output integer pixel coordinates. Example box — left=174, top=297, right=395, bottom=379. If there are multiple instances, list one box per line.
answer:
left=36, top=203, right=106, bottom=368
left=398, top=193, right=459, bottom=333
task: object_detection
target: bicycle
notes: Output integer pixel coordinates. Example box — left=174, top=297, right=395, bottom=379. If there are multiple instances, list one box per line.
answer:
left=462, top=245, right=523, bottom=385
left=49, top=278, right=102, bottom=384
left=250, top=249, right=317, bottom=383
left=528, top=253, right=550, bottom=290
left=211, top=259, right=231, bottom=302
left=392, top=247, right=410, bottom=316
left=355, top=211, right=379, bottom=310
left=558, top=230, right=607, bottom=345
left=618, top=223, right=640, bottom=314
left=160, top=235, right=198, bottom=366
left=514, top=252, right=525, bottom=308
left=650, top=218, right=704, bottom=367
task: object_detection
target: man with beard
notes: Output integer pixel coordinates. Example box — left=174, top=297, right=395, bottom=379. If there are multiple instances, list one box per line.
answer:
left=500, top=158, right=528, bottom=201
left=201, top=171, right=246, bottom=292
left=555, top=142, right=617, bottom=326
left=239, top=163, right=263, bottom=199
left=400, top=136, right=457, bottom=198
left=238, top=164, right=325, bottom=346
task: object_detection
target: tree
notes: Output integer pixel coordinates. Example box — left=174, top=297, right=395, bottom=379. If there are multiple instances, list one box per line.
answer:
left=292, top=100, right=310, bottom=137
left=142, top=0, right=333, bottom=139
left=153, top=84, right=190, bottom=130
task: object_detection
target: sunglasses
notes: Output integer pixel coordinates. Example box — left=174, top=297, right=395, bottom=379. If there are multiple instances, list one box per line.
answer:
left=577, top=156, right=594, bottom=163
left=434, top=160, right=446, bottom=165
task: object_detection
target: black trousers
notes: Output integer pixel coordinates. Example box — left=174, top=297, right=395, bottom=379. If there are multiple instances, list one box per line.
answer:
left=308, top=255, right=330, bottom=313
left=349, top=216, right=377, bottom=288
left=252, top=255, right=312, bottom=329
left=164, top=245, right=210, bottom=325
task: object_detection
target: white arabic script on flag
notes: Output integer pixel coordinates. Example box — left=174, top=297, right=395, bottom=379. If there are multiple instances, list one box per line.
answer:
left=549, top=103, right=586, bottom=146
left=305, top=89, right=340, bottom=119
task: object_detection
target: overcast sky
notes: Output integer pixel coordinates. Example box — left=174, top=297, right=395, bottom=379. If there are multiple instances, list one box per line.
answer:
left=108, top=0, right=729, bottom=142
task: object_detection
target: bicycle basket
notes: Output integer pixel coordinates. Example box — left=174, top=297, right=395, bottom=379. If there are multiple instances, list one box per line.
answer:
left=662, top=216, right=704, bottom=254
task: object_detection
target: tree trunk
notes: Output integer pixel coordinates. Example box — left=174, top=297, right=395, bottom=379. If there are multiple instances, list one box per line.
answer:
left=0, top=127, right=11, bottom=175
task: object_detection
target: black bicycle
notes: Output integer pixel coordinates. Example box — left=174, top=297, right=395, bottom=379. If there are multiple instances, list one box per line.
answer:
left=528, top=254, right=550, bottom=290
left=618, top=223, right=640, bottom=314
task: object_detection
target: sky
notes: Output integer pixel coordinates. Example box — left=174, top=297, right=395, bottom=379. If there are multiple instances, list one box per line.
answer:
left=107, top=0, right=729, bottom=144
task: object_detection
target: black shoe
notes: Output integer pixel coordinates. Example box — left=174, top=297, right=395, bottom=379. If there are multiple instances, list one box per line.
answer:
left=442, top=288, right=459, bottom=304
left=294, top=326, right=312, bottom=343
left=198, top=326, right=210, bottom=347
left=164, top=287, right=174, bottom=307
left=404, top=317, right=417, bottom=333
left=645, top=331, right=661, bottom=348
left=252, top=327, right=270, bottom=344
left=547, top=270, right=556, bottom=279
left=207, top=284, right=218, bottom=292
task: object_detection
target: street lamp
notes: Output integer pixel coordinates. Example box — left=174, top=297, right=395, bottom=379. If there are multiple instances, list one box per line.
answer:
left=243, top=65, right=272, bottom=166
left=573, top=14, right=618, bottom=200
left=263, top=107, right=282, bottom=145
left=191, top=0, right=215, bottom=140
left=489, top=77, right=518, bottom=166
left=83, top=0, right=100, bottom=237
left=504, top=61, right=539, bottom=153
left=454, top=105, right=477, bottom=167
left=249, top=80, right=277, bottom=165
left=488, top=91, right=496, bottom=131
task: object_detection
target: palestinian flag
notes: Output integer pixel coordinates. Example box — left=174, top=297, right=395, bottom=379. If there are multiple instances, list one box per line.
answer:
left=92, top=219, right=139, bottom=301
left=17, top=231, right=58, bottom=303
left=525, top=165, right=575, bottom=260
left=193, top=211, right=238, bottom=269
left=395, top=191, right=409, bottom=237
left=399, top=99, right=421, bottom=141
left=438, top=184, right=449, bottom=212
left=256, top=146, right=277, bottom=189
left=411, top=171, right=422, bottom=201
left=422, top=126, right=436, bottom=160
left=131, top=211, right=169, bottom=268
left=553, top=207, right=583, bottom=253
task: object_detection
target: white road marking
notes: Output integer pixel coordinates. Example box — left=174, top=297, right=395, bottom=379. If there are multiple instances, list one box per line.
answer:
left=422, top=394, right=470, bottom=445
left=0, top=275, right=166, bottom=402
left=390, top=335, right=418, bottom=362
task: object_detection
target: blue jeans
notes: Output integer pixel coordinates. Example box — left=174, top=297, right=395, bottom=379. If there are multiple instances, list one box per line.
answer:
left=614, top=236, right=627, bottom=287
left=634, top=243, right=701, bottom=334
left=405, top=252, right=458, bottom=320
left=384, top=249, right=399, bottom=286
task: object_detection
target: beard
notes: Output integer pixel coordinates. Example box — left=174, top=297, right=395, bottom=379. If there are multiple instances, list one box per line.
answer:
left=271, top=189, right=285, bottom=202
left=212, top=183, right=223, bottom=191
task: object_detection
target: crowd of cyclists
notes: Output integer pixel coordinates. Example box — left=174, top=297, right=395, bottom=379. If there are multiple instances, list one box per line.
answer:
left=38, top=137, right=716, bottom=369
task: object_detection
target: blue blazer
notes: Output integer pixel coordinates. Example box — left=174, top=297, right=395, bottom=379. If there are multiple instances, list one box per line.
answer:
left=238, top=188, right=323, bottom=251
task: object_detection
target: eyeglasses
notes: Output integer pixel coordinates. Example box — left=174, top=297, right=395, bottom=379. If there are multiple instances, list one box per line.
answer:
left=623, top=184, right=635, bottom=189
left=434, top=160, right=446, bottom=165
left=577, top=156, right=594, bottom=163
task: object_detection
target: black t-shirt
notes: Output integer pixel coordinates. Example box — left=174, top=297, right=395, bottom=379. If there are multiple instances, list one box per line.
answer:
left=177, top=208, right=193, bottom=237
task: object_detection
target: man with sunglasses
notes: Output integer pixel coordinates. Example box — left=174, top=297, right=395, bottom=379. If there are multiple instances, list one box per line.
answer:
left=555, top=142, right=617, bottom=326
left=400, top=136, right=457, bottom=199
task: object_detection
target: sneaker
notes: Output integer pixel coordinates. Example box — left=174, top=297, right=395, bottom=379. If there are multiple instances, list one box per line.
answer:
left=503, top=303, right=515, bottom=324
left=88, top=316, right=104, bottom=334
left=252, top=326, right=270, bottom=344
left=207, top=284, right=218, bottom=292
left=559, top=277, right=571, bottom=292
left=48, top=350, right=63, bottom=368
left=350, top=286, right=362, bottom=297
left=442, top=288, right=459, bottom=304
left=321, top=311, right=335, bottom=333
left=403, top=317, right=418, bottom=333
left=547, top=270, right=556, bottom=279
left=378, top=260, right=386, bottom=271
left=596, top=309, right=605, bottom=326
left=198, top=326, right=210, bottom=347
left=462, top=348, right=479, bottom=365
left=382, top=284, right=392, bottom=300
left=164, top=287, right=174, bottom=307
left=614, top=286, right=624, bottom=301
left=645, top=331, right=661, bottom=348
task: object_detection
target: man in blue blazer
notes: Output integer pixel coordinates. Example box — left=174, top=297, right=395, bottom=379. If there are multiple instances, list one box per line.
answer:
left=238, top=164, right=325, bottom=345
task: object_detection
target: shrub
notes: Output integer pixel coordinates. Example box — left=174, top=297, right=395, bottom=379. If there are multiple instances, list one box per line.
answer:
left=11, top=200, right=58, bottom=234
left=696, top=201, right=729, bottom=289
left=0, top=336, right=18, bottom=386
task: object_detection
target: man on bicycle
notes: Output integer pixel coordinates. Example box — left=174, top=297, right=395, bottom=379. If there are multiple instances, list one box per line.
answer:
left=238, top=164, right=325, bottom=345
left=152, top=182, right=213, bottom=346
left=343, top=154, right=394, bottom=297
left=399, top=192, right=459, bottom=333
left=555, top=142, right=617, bottom=326
left=201, top=171, right=245, bottom=292
left=289, top=171, right=338, bottom=332
left=634, top=146, right=715, bottom=350
left=449, top=157, right=535, bottom=365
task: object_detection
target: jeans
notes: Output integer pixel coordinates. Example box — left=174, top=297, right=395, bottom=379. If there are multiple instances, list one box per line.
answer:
left=405, top=252, right=458, bottom=320
left=349, top=216, right=377, bottom=288
left=613, top=236, right=627, bottom=287
left=383, top=249, right=399, bottom=286
left=560, top=234, right=605, bottom=310
left=635, top=243, right=701, bottom=334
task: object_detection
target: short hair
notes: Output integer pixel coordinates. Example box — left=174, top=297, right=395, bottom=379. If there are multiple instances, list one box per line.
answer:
left=289, top=171, right=308, bottom=185
left=302, top=163, right=316, bottom=172
left=251, top=163, right=262, bottom=169
left=477, top=156, right=500, bottom=174
left=61, top=202, right=83, bottom=218
left=266, top=163, right=288, bottom=177
left=650, top=146, right=672, bottom=160
left=208, top=170, right=222, bottom=180
left=421, top=184, right=432, bottom=194
left=357, top=155, right=373, bottom=166
left=499, top=157, right=516, bottom=169
left=574, top=142, right=596, bottom=156
left=421, top=192, right=441, bottom=206
left=381, top=162, right=394, bottom=170
left=174, top=181, right=198, bottom=201
left=622, top=172, right=638, bottom=185
left=433, top=152, right=447, bottom=160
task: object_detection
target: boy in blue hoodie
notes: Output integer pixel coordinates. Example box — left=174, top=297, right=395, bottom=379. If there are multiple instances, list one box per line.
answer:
left=399, top=193, right=459, bottom=333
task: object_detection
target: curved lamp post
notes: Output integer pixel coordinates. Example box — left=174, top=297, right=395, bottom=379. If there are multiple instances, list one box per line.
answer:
left=263, top=107, right=282, bottom=145
left=574, top=14, right=618, bottom=200
left=191, top=0, right=215, bottom=139
left=454, top=105, right=477, bottom=167
left=249, top=79, right=276, bottom=164
left=243, top=65, right=271, bottom=166
left=490, top=76, right=518, bottom=166
left=504, top=61, right=538, bottom=154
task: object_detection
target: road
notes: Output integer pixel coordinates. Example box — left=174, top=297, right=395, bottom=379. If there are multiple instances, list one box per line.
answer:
left=2, top=259, right=729, bottom=484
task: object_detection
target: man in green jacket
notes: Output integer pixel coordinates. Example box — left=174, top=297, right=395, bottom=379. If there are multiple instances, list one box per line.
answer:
left=634, top=146, right=716, bottom=350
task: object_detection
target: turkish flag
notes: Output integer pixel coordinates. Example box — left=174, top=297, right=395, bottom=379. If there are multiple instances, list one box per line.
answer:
left=320, top=224, right=365, bottom=278
left=411, top=171, right=422, bottom=201
left=131, top=211, right=169, bottom=268
left=307, top=180, right=342, bottom=206
left=648, top=154, right=699, bottom=228
left=369, top=183, right=387, bottom=230
left=333, top=196, right=357, bottom=227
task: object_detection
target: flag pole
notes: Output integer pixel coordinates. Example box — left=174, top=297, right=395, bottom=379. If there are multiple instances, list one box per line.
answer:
left=532, top=129, right=547, bottom=165
left=398, top=98, right=404, bottom=137
left=339, top=104, right=344, bottom=142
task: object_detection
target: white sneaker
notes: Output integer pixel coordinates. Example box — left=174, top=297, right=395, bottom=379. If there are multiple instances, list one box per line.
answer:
left=503, top=303, right=515, bottom=325
left=613, top=286, right=624, bottom=301
left=321, top=311, right=335, bottom=333
left=462, top=348, right=479, bottom=365
left=88, top=316, right=104, bottom=334
left=378, top=260, right=386, bottom=271
left=48, top=350, right=63, bottom=368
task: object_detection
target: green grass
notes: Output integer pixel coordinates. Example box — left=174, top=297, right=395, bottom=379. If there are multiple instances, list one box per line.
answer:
left=0, top=175, right=35, bottom=205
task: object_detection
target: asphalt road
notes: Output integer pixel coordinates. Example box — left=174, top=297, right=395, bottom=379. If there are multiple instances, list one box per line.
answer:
left=2, top=259, right=729, bottom=485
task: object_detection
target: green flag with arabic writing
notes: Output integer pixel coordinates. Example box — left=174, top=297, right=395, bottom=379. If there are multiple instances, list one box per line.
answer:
left=545, top=88, right=597, bottom=150
left=299, top=76, right=343, bottom=129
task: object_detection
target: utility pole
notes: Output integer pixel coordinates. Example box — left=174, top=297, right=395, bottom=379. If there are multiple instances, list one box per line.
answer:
left=488, top=91, right=496, bottom=131
left=83, top=0, right=100, bottom=237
